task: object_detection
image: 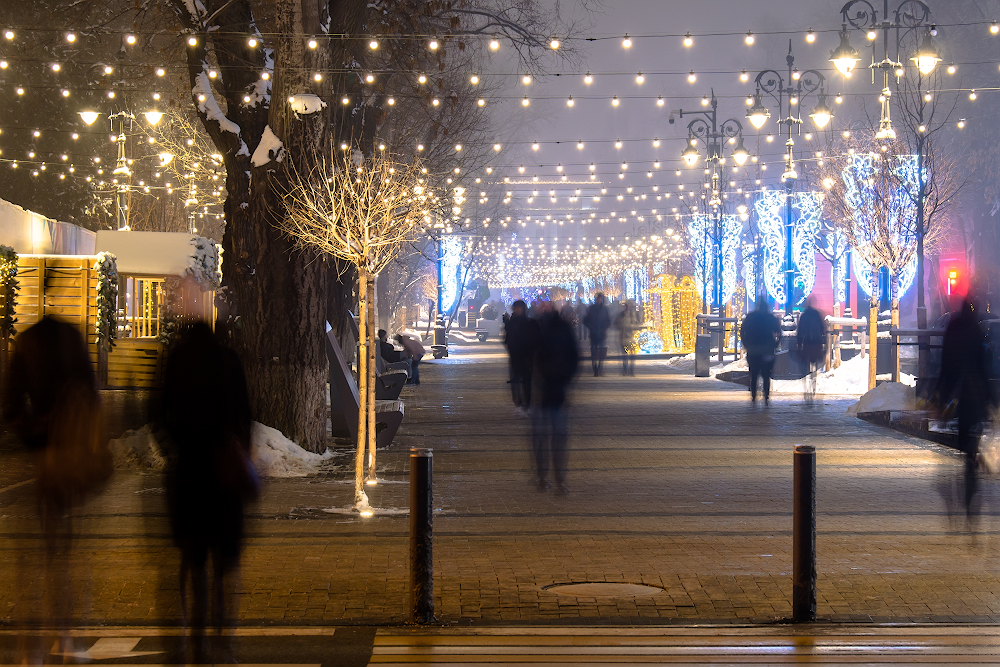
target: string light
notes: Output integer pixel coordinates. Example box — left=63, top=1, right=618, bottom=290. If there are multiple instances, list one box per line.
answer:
left=683, top=32, right=693, bottom=47
left=806, top=29, right=816, bottom=43
left=745, top=31, right=755, bottom=45
left=584, top=71, right=593, bottom=84
left=688, top=71, right=696, bottom=83
left=622, top=34, right=632, bottom=48
left=566, top=95, right=574, bottom=107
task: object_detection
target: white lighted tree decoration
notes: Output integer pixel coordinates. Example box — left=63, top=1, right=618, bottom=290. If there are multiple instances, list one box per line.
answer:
left=688, top=213, right=741, bottom=310
left=753, top=190, right=824, bottom=308
left=818, top=227, right=851, bottom=316
left=283, top=149, right=432, bottom=510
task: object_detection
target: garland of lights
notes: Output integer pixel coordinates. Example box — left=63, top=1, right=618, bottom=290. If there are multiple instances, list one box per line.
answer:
left=687, top=213, right=741, bottom=307
left=0, top=245, right=18, bottom=338
left=93, top=251, right=118, bottom=350
left=754, top=190, right=823, bottom=307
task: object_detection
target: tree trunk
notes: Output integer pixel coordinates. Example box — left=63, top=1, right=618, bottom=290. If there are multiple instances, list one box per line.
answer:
left=868, top=302, right=878, bottom=390
left=366, top=271, right=377, bottom=482
left=355, top=266, right=369, bottom=507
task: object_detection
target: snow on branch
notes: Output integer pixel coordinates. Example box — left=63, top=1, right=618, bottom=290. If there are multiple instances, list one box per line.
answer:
left=193, top=71, right=241, bottom=135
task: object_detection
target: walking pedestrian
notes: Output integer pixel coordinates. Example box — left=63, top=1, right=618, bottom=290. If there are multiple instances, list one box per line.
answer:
left=162, top=322, right=258, bottom=663
left=741, top=298, right=781, bottom=406
left=583, top=292, right=611, bottom=376
left=532, top=301, right=580, bottom=493
left=3, top=316, right=112, bottom=660
left=796, top=298, right=826, bottom=404
left=503, top=299, right=539, bottom=415
left=617, top=298, right=642, bottom=376
left=936, top=299, right=996, bottom=523
left=395, top=333, right=425, bottom=385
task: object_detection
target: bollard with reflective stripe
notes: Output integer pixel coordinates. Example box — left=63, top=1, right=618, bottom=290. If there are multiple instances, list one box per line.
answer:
left=793, top=444, right=816, bottom=622
left=410, top=448, right=434, bottom=623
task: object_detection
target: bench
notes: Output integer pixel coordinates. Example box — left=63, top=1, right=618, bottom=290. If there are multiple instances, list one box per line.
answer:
left=326, top=328, right=404, bottom=449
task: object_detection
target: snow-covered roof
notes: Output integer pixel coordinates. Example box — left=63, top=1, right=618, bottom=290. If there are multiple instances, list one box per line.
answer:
left=94, top=230, right=216, bottom=279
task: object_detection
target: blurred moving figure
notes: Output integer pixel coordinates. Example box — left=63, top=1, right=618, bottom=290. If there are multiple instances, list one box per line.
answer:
left=163, top=322, right=257, bottom=662
left=796, top=298, right=827, bottom=404
left=936, top=299, right=996, bottom=521
left=3, top=316, right=111, bottom=656
left=583, top=293, right=611, bottom=377
left=617, top=299, right=642, bottom=376
left=395, top=333, right=425, bottom=385
left=533, top=302, right=579, bottom=494
left=504, top=300, right=539, bottom=415
left=741, top=299, right=781, bottom=406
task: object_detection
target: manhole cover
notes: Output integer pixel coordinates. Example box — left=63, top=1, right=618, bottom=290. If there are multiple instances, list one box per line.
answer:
left=543, top=582, right=664, bottom=596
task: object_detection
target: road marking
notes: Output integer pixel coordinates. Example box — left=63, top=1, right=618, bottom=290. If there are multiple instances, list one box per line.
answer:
left=0, top=478, right=33, bottom=495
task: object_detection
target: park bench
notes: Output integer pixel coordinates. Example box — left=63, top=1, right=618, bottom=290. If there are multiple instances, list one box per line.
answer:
left=326, top=327, right=404, bottom=449
left=346, top=314, right=408, bottom=400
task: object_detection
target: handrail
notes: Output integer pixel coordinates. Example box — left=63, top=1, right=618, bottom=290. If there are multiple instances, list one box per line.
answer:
left=824, top=316, right=867, bottom=327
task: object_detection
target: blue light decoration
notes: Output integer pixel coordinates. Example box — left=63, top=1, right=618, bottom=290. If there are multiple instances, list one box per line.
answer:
left=687, top=213, right=741, bottom=306
left=635, top=329, right=665, bottom=354
left=624, top=267, right=650, bottom=305
left=439, top=236, right=463, bottom=316
left=753, top=190, right=823, bottom=308
left=819, top=229, right=850, bottom=304
left=582, top=277, right=596, bottom=301
left=841, top=152, right=920, bottom=301
left=742, top=243, right=759, bottom=304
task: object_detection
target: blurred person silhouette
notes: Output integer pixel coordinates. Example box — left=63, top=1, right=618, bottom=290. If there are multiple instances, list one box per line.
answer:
left=532, top=301, right=579, bottom=494
left=617, top=299, right=642, bottom=376
left=583, top=292, right=611, bottom=376
left=741, top=298, right=781, bottom=406
left=504, top=300, right=539, bottom=416
left=796, top=297, right=827, bottom=404
left=395, top=333, right=425, bottom=385
left=162, top=321, right=257, bottom=662
left=936, top=298, right=996, bottom=522
left=3, top=316, right=111, bottom=657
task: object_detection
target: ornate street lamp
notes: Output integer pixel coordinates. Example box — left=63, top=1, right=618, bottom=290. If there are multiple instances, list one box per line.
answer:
left=748, top=42, right=829, bottom=318
left=831, top=0, right=939, bottom=375
left=673, top=90, right=750, bottom=313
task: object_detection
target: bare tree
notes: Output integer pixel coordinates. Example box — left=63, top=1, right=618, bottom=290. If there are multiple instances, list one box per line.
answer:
left=823, top=133, right=956, bottom=387
left=283, top=147, right=431, bottom=509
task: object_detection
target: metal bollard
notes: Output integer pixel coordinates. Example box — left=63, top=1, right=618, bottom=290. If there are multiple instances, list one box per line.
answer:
left=409, top=448, right=434, bottom=623
left=792, top=444, right=816, bottom=622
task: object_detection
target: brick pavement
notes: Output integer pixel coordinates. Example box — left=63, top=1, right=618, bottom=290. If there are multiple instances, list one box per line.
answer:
left=2, top=341, right=1000, bottom=626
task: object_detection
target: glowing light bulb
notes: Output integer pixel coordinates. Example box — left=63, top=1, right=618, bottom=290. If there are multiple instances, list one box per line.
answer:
left=657, top=96, right=665, bottom=106
left=187, top=36, right=197, bottom=46
left=958, top=118, right=966, bottom=129
left=65, top=32, right=76, bottom=42
left=992, top=21, right=999, bottom=35
left=806, top=29, right=816, bottom=43
left=417, top=73, right=427, bottom=84
left=688, top=71, right=696, bottom=83
left=622, top=34, right=632, bottom=48
left=307, top=38, right=317, bottom=49
left=369, top=39, right=379, bottom=50
left=947, top=63, right=956, bottom=74
left=428, top=39, right=439, bottom=50
left=683, top=32, right=693, bottom=47
left=970, top=89, right=978, bottom=100
left=247, top=37, right=258, bottom=47
left=470, top=74, right=479, bottom=85
left=745, top=31, right=755, bottom=45
left=653, top=138, right=660, bottom=147
left=4, top=30, right=13, bottom=40
left=489, top=39, right=500, bottom=50
left=531, top=141, right=539, bottom=151
left=615, top=139, right=623, bottom=149
left=521, top=96, right=530, bottom=106
left=611, top=95, right=619, bottom=106
left=522, top=74, right=532, bottom=85
left=477, top=98, right=485, bottom=107
left=740, top=69, right=749, bottom=82
left=550, top=38, right=560, bottom=49
left=566, top=96, right=574, bottom=107
left=635, top=72, right=644, bottom=84
left=577, top=141, right=584, bottom=149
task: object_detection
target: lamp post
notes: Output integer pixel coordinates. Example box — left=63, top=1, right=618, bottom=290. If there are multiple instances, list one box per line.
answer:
left=674, top=90, right=750, bottom=314
left=78, top=108, right=164, bottom=231
left=830, top=0, right=939, bottom=376
left=748, top=43, right=830, bottom=319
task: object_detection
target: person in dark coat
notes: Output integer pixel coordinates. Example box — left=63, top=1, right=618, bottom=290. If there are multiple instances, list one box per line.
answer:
left=583, top=292, right=611, bottom=376
left=162, top=321, right=256, bottom=661
left=741, top=298, right=781, bottom=406
left=377, top=329, right=401, bottom=363
left=796, top=298, right=827, bottom=403
left=503, top=300, right=539, bottom=414
left=532, top=302, right=580, bottom=494
left=937, top=299, right=997, bottom=520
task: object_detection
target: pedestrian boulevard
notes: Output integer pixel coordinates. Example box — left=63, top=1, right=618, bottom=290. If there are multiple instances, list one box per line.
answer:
left=2, top=341, right=1000, bottom=626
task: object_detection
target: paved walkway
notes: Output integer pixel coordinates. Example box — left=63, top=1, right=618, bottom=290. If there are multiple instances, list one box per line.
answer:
left=2, top=341, right=1000, bottom=627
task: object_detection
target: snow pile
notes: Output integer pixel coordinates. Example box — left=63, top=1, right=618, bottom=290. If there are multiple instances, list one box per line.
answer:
left=660, top=353, right=696, bottom=371
left=108, top=421, right=335, bottom=477
left=109, top=424, right=168, bottom=470
left=251, top=125, right=284, bottom=167
left=193, top=71, right=240, bottom=135
left=710, top=357, right=748, bottom=376
left=847, top=382, right=916, bottom=414
left=250, top=422, right=335, bottom=477
left=771, top=353, right=871, bottom=395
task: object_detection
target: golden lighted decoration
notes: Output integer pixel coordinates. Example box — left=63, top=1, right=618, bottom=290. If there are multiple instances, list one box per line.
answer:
left=645, top=274, right=699, bottom=353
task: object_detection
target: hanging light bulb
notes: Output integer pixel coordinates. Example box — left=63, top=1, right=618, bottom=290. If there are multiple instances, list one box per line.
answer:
left=806, top=28, right=816, bottom=43
left=745, top=92, right=770, bottom=129
left=584, top=71, right=593, bottom=85
left=657, top=96, right=665, bottom=106
left=635, top=72, right=644, bottom=84
left=615, top=138, right=623, bottom=149
left=566, top=95, right=574, bottom=107
left=622, top=34, right=632, bottom=48
left=611, top=95, right=620, bottom=106
left=830, top=27, right=861, bottom=76
left=745, top=31, right=755, bottom=45
left=740, top=69, right=749, bottom=82
left=687, top=71, right=696, bottom=83
left=683, top=32, right=693, bottom=47
left=577, top=141, right=584, bottom=149
left=489, top=38, right=500, bottom=50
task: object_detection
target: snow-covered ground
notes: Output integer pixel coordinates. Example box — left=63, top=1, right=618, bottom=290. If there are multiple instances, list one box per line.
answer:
left=108, top=421, right=337, bottom=477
